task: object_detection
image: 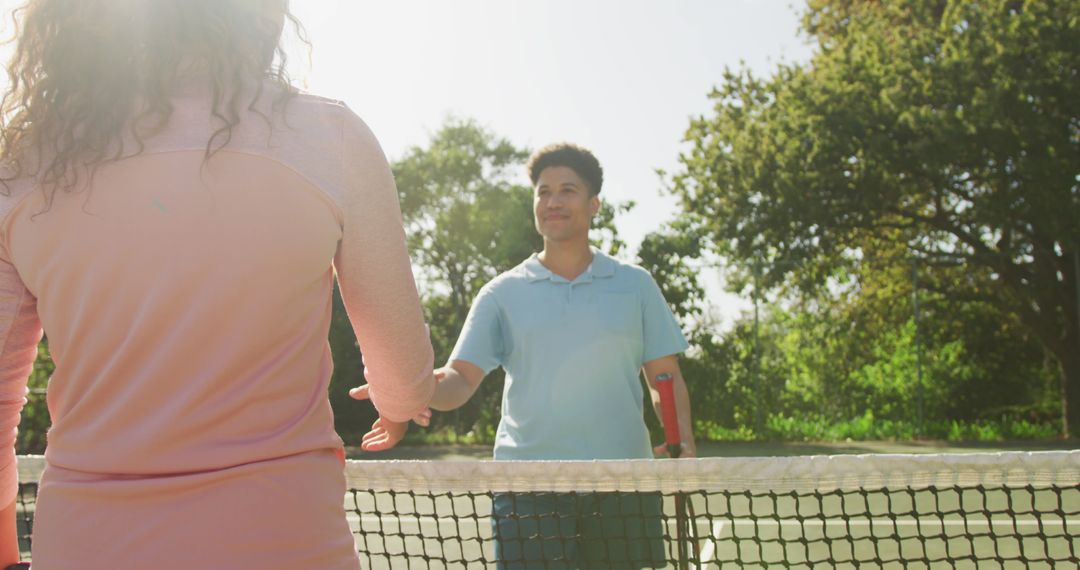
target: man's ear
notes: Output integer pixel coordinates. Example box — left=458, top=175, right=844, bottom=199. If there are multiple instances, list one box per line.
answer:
left=590, top=195, right=601, bottom=217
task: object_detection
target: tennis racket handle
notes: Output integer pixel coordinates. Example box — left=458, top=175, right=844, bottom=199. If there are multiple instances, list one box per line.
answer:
left=655, top=373, right=681, bottom=455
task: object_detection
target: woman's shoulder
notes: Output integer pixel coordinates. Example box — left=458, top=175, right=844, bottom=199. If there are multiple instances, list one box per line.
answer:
left=272, top=88, right=346, bottom=130
left=288, top=89, right=349, bottom=117
left=291, top=88, right=347, bottom=109
left=277, top=88, right=378, bottom=148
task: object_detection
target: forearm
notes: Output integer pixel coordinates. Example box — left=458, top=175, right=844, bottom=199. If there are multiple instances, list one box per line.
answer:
left=427, top=367, right=479, bottom=411
left=643, top=356, right=696, bottom=456
left=672, top=375, right=696, bottom=452
left=648, top=380, right=694, bottom=449
left=335, top=110, right=436, bottom=423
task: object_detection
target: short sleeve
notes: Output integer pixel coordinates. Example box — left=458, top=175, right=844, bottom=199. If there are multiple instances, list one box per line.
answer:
left=639, top=271, right=690, bottom=364
left=448, top=286, right=504, bottom=375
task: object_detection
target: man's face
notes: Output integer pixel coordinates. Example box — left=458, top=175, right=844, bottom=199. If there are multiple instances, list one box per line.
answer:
left=533, top=166, right=601, bottom=243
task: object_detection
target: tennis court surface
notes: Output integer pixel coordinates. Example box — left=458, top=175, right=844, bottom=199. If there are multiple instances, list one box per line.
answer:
left=15, top=451, right=1080, bottom=568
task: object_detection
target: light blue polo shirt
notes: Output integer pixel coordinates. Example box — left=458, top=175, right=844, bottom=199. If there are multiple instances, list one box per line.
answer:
left=449, top=248, right=690, bottom=460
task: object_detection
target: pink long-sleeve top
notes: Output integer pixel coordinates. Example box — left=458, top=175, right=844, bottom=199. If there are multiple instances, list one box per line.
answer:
left=0, top=81, right=435, bottom=569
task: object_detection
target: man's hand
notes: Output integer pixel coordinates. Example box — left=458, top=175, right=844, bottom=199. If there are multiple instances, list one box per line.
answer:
left=653, top=443, right=697, bottom=459
left=350, top=384, right=433, bottom=427
left=349, top=383, right=436, bottom=451
left=427, top=362, right=483, bottom=411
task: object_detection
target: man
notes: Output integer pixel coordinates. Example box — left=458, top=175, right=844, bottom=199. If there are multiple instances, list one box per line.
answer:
left=356, top=143, right=695, bottom=568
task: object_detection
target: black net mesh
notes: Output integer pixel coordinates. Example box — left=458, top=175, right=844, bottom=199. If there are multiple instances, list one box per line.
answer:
left=13, top=453, right=1080, bottom=569
left=345, top=484, right=1079, bottom=569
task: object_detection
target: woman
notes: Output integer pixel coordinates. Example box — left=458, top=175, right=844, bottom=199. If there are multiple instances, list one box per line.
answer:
left=0, top=1, right=435, bottom=568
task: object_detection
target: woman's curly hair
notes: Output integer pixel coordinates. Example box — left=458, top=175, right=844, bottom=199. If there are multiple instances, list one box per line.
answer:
left=0, top=0, right=308, bottom=204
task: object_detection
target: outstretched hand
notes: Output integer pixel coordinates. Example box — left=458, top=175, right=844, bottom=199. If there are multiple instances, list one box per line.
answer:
left=358, top=416, right=408, bottom=452
left=349, top=384, right=433, bottom=426
left=349, top=384, right=433, bottom=451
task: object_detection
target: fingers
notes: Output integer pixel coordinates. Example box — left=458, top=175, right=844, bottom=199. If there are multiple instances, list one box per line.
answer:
left=349, top=384, right=370, bottom=401
left=361, top=424, right=393, bottom=451
left=352, top=384, right=431, bottom=431
left=360, top=420, right=385, bottom=450
left=653, top=444, right=670, bottom=458
left=361, top=431, right=391, bottom=451
left=414, top=407, right=432, bottom=427
left=360, top=417, right=409, bottom=452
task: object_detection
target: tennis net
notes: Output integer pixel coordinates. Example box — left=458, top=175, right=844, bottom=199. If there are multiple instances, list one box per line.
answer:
left=14, top=451, right=1080, bottom=568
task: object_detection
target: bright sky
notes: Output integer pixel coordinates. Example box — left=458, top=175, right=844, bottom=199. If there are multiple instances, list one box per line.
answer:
left=0, top=0, right=815, bottom=328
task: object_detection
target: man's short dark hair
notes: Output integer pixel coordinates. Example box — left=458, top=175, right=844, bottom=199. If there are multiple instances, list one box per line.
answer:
left=527, top=143, right=604, bottom=196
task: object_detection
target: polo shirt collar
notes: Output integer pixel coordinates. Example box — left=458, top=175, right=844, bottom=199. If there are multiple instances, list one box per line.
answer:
left=522, top=247, right=616, bottom=284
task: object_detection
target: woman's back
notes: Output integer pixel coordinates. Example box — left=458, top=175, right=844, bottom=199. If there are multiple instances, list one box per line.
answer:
left=2, top=86, right=351, bottom=475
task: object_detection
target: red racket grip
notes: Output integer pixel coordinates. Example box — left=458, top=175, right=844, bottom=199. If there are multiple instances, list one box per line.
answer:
left=656, top=373, right=681, bottom=457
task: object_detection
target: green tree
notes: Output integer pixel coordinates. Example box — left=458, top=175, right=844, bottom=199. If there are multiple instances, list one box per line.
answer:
left=675, top=0, right=1080, bottom=434
left=637, top=218, right=709, bottom=326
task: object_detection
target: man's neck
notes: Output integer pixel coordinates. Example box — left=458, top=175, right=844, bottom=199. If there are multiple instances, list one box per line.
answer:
left=538, top=239, right=593, bottom=282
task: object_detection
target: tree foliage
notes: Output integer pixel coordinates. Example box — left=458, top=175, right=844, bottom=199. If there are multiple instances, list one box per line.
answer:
left=637, top=218, right=709, bottom=326
left=388, top=118, right=535, bottom=439
left=674, top=0, right=1080, bottom=434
